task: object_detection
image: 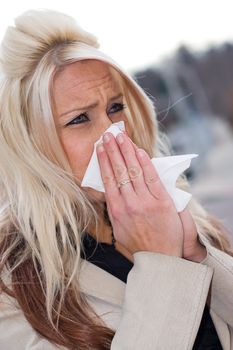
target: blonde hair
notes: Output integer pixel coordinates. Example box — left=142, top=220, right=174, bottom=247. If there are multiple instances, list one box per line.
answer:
left=0, top=8, right=232, bottom=350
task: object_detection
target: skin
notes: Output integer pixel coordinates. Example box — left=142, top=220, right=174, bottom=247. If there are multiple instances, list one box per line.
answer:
left=52, top=59, right=207, bottom=263
left=52, top=59, right=130, bottom=202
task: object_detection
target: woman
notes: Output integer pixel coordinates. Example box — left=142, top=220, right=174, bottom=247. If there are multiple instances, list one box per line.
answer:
left=0, top=9, right=233, bottom=350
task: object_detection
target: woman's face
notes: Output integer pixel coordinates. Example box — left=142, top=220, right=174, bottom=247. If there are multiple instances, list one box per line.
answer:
left=52, top=59, right=130, bottom=202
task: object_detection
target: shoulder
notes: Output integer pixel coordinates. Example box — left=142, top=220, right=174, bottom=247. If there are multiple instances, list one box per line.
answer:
left=0, top=289, right=66, bottom=350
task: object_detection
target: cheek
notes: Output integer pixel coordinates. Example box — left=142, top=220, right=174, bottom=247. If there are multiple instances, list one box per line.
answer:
left=60, top=133, right=94, bottom=180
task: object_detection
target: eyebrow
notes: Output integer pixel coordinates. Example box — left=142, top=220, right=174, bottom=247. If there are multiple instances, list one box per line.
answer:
left=59, top=92, right=123, bottom=118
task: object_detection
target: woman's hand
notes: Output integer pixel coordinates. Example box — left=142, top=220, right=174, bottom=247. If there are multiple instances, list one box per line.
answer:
left=179, top=209, right=207, bottom=262
left=96, top=132, right=184, bottom=257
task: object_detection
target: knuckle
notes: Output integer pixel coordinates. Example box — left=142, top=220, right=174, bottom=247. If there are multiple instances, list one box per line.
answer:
left=102, top=174, right=115, bottom=185
left=114, top=164, right=128, bottom=178
left=128, top=166, right=142, bottom=179
left=145, top=173, right=159, bottom=185
left=161, top=199, right=173, bottom=211
left=107, top=146, right=115, bottom=154
left=125, top=202, right=139, bottom=215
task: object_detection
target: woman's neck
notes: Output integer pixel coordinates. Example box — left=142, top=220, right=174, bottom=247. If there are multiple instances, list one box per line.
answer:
left=88, top=217, right=113, bottom=244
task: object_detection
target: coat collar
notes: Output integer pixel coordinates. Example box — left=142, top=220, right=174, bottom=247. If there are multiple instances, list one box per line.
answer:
left=79, top=258, right=126, bottom=307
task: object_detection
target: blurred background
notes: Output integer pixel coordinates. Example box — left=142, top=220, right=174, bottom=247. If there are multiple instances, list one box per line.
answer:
left=0, top=0, right=232, bottom=235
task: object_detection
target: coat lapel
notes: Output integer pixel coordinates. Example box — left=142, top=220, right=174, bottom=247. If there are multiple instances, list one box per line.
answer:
left=79, top=258, right=126, bottom=306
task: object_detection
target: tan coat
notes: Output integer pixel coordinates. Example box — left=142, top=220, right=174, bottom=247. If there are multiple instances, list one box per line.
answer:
left=0, top=232, right=233, bottom=349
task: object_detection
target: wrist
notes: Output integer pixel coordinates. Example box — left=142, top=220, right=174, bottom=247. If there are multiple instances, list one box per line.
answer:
left=185, top=243, right=207, bottom=263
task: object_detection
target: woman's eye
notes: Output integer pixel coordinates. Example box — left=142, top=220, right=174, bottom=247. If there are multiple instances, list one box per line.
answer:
left=65, top=103, right=126, bottom=127
left=109, top=103, right=126, bottom=114
left=66, top=113, right=89, bottom=126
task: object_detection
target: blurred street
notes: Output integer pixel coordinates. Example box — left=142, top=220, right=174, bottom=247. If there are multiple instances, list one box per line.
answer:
left=191, top=119, right=233, bottom=238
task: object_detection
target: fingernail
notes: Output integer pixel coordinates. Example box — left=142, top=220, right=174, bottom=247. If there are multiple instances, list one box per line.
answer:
left=97, top=143, right=105, bottom=153
left=116, top=133, right=124, bottom=144
left=103, top=133, right=110, bottom=143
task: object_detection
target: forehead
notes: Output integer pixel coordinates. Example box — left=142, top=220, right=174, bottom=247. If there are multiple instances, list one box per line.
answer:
left=52, top=60, right=120, bottom=97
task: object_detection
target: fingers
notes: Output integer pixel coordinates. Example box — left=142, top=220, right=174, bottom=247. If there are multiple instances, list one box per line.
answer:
left=96, top=143, right=121, bottom=205
left=101, top=132, right=136, bottom=197
left=122, top=130, right=138, bottom=152
left=135, top=148, right=169, bottom=200
left=97, top=131, right=170, bottom=203
left=115, top=133, right=149, bottom=196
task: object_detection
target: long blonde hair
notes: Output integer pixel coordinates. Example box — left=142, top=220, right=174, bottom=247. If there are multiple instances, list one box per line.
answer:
left=0, top=8, right=232, bottom=350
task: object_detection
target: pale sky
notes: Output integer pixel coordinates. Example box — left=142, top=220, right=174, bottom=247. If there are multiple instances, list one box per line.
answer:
left=0, top=0, right=233, bottom=71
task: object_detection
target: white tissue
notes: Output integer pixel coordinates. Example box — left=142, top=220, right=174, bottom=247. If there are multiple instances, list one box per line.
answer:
left=81, top=121, right=198, bottom=212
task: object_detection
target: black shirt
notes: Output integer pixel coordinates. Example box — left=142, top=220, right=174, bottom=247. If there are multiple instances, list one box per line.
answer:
left=81, top=232, right=223, bottom=349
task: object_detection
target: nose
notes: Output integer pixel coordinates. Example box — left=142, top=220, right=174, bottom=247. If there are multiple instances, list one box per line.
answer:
left=95, top=114, right=113, bottom=140
left=101, top=113, right=113, bottom=131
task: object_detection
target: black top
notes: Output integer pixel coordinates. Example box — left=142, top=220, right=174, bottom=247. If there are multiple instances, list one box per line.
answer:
left=81, top=232, right=223, bottom=350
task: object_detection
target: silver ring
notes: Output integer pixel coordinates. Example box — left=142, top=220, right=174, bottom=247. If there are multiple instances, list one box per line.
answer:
left=117, top=178, right=131, bottom=188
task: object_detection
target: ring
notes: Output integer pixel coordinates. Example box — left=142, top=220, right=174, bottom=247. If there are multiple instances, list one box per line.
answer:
left=117, top=178, right=131, bottom=188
